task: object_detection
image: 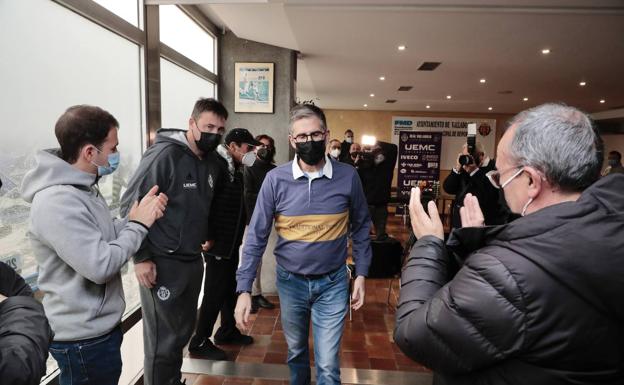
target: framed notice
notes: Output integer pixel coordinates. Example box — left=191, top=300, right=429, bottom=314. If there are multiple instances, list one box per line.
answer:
left=234, top=62, right=274, bottom=113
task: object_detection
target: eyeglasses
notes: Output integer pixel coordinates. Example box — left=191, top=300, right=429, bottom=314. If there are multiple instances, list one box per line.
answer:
left=293, top=131, right=325, bottom=143
left=486, top=166, right=524, bottom=189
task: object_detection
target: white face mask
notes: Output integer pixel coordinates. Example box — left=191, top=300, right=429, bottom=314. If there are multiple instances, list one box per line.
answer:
left=330, top=148, right=341, bottom=159
left=242, top=151, right=256, bottom=167
left=345, top=137, right=353, bottom=144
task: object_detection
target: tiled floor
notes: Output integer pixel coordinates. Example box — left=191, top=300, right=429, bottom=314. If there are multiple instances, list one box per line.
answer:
left=182, top=214, right=431, bottom=385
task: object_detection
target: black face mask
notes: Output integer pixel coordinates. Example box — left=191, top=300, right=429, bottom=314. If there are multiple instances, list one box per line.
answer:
left=257, top=147, right=274, bottom=162
left=296, top=140, right=326, bottom=166
left=195, top=131, right=221, bottom=153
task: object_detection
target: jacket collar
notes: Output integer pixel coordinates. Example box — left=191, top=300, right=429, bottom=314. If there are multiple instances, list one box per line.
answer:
left=292, top=155, right=333, bottom=180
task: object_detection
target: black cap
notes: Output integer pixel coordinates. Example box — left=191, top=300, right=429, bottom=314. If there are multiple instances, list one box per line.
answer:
left=224, top=128, right=262, bottom=146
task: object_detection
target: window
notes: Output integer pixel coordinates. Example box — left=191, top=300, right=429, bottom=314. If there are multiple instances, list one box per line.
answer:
left=92, top=0, right=143, bottom=28
left=160, top=58, right=216, bottom=129
left=0, top=1, right=145, bottom=379
left=159, top=5, right=215, bottom=72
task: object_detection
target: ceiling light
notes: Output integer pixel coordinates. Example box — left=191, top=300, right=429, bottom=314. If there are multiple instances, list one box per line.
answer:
left=370, top=93, right=375, bottom=97
left=480, top=79, right=486, bottom=84
left=541, top=48, right=551, bottom=55
left=363, top=104, right=368, bottom=107
left=523, top=97, right=529, bottom=101
left=379, top=76, right=385, bottom=81
left=446, top=95, right=452, bottom=99
left=488, top=107, right=493, bottom=111
left=600, top=99, right=606, bottom=104
left=579, top=81, right=586, bottom=86
left=398, top=45, right=406, bottom=51
left=426, top=105, right=431, bottom=109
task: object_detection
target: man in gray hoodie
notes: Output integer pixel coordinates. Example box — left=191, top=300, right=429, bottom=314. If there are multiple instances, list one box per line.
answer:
left=21, top=105, right=168, bottom=385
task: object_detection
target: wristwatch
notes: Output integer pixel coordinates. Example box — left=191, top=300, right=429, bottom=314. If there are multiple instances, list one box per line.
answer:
left=237, top=290, right=251, bottom=296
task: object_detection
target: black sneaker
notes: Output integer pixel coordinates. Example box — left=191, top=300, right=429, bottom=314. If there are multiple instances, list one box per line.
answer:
left=214, top=331, right=254, bottom=346
left=188, top=335, right=205, bottom=351
left=188, top=338, right=227, bottom=360
left=253, top=295, right=276, bottom=310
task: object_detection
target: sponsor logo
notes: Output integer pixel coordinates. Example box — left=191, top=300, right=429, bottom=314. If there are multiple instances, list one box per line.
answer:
left=395, top=120, right=413, bottom=126
left=183, top=182, right=197, bottom=189
left=405, top=144, right=436, bottom=151
left=208, top=174, right=214, bottom=189
left=157, top=286, right=170, bottom=301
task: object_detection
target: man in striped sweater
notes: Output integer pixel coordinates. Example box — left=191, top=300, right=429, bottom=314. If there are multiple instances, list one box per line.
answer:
left=235, top=104, right=372, bottom=385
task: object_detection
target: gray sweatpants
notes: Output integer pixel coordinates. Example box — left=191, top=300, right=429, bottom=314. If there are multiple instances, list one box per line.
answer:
left=140, top=256, right=203, bottom=385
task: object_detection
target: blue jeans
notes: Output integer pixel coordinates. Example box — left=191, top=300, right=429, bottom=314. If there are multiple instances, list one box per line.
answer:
left=276, top=264, right=349, bottom=385
left=50, top=327, right=123, bottom=385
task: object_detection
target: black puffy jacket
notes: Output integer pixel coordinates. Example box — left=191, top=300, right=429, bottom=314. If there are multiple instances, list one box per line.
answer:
left=0, top=262, right=53, bottom=385
left=394, top=173, right=624, bottom=385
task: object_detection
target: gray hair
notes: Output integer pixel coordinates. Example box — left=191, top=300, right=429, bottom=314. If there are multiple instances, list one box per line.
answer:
left=289, top=104, right=327, bottom=134
left=507, top=103, right=603, bottom=192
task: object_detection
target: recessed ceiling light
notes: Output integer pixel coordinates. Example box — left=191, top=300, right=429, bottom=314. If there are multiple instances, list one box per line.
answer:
left=379, top=76, right=385, bottom=81
left=398, top=45, right=406, bottom=51
left=480, top=79, right=486, bottom=84
left=488, top=107, right=493, bottom=111
left=426, top=105, right=431, bottom=109
left=579, top=81, right=587, bottom=86
left=446, top=95, right=452, bottom=99
left=363, top=104, right=368, bottom=107
left=600, top=99, right=606, bottom=104
left=523, top=97, right=529, bottom=101
left=541, top=48, right=551, bottom=55
left=370, top=93, right=375, bottom=97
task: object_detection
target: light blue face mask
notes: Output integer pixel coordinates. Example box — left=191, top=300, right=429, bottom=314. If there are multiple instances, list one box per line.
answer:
left=92, top=148, right=120, bottom=176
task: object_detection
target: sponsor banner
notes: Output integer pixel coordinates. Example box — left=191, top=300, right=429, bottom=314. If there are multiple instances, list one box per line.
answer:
left=397, top=131, right=442, bottom=203
left=392, top=116, right=496, bottom=169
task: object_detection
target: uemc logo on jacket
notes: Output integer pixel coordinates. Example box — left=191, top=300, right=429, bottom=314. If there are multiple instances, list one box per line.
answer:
left=183, top=172, right=198, bottom=189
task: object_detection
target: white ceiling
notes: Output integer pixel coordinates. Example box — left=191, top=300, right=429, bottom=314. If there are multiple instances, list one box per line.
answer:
left=187, top=0, right=624, bottom=115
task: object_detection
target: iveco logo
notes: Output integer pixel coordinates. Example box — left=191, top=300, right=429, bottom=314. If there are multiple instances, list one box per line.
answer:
left=395, top=120, right=413, bottom=126
left=183, top=182, right=197, bottom=189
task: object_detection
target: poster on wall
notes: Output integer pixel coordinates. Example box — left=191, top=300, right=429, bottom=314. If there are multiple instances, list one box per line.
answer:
left=235, top=62, right=274, bottom=113
left=392, top=116, right=496, bottom=169
left=397, top=131, right=442, bottom=204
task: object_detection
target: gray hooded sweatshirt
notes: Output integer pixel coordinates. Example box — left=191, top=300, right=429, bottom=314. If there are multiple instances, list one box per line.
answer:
left=21, top=149, right=148, bottom=341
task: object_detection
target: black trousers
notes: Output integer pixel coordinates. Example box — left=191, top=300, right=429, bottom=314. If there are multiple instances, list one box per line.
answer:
left=195, top=254, right=239, bottom=340
left=140, top=256, right=203, bottom=385
left=368, top=204, right=388, bottom=238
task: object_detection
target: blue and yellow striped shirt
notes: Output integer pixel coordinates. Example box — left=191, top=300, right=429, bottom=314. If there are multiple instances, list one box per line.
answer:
left=236, top=156, right=372, bottom=292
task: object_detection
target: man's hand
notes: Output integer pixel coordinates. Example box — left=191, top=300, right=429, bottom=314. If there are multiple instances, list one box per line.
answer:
left=135, top=260, right=157, bottom=288
left=128, top=185, right=169, bottom=228
left=235, top=293, right=252, bottom=333
left=0, top=293, right=6, bottom=303
left=460, top=193, right=485, bottom=228
left=201, top=240, right=214, bottom=252
left=409, top=187, right=444, bottom=240
left=351, top=276, right=365, bottom=310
